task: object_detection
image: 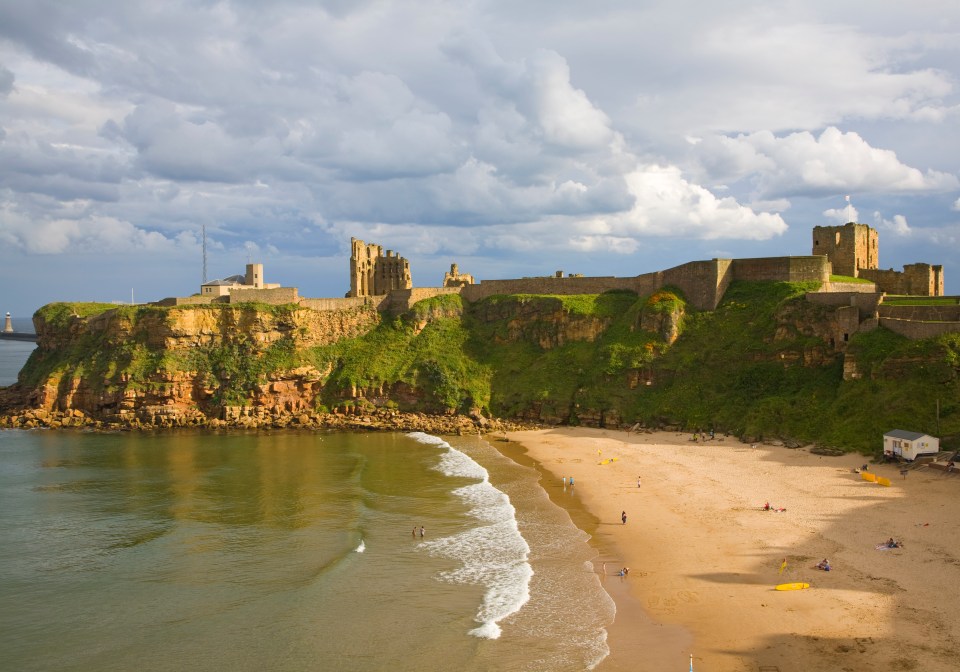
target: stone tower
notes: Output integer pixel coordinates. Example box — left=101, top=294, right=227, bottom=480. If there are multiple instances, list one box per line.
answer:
left=811, top=222, right=878, bottom=278
left=348, top=238, right=412, bottom=297
left=244, top=263, right=264, bottom=289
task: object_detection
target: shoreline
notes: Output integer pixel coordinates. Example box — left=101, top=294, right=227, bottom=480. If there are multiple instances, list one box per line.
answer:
left=502, top=427, right=960, bottom=672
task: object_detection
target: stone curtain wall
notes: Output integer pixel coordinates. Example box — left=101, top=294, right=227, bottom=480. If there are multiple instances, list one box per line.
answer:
left=456, top=257, right=827, bottom=312
left=878, top=304, right=960, bottom=322
left=823, top=281, right=877, bottom=293
left=880, top=318, right=960, bottom=339
left=858, top=266, right=943, bottom=297
left=661, top=260, right=732, bottom=311
left=299, top=295, right=390, bottom=312
left=385, top=287, right=463, bottom=314
left=731, top=256, right=830, bottom=284
left=805, top=291, right=884, bottom=321
left=154, top=296, right=216, bottom=307
left=228, top=287, right=300, bottom=305
left=460, top=276, right=653, bottom=302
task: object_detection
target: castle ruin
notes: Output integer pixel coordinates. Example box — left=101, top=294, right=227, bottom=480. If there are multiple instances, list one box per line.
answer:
left=443, top=263, right=475, bottom=288
left=348, top=238, right=412, bottom=297
left=812, top=222, right=942, bottom=296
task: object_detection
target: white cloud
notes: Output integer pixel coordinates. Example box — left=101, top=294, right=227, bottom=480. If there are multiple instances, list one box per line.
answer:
left=0, top=199, right=184, bottom=254
left=610, top=165, right=787, bottom=240
left=697, top=127, right=960, bottom=197
left=873, top=211, right=912, bottom=236
left=526, top=50, right=615, bottom=150
left=823, top=206, right=859, bottom=225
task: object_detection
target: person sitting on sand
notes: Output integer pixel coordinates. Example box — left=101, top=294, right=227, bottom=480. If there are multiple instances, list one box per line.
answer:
left=816, top=558, right=831, bottom=571
left=886, top=537, right=901, bottom=548
left=763, top=501, right=771, bottom=511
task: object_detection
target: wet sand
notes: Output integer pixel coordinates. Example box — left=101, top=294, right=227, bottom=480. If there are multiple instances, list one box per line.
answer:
left=504, top=427, right=960, bottom=672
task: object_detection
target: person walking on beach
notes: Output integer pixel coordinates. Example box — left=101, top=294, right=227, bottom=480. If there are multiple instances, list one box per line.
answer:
left=637, top=476, right=641, bottom=488
left=621, top=510, right=627, bottom=524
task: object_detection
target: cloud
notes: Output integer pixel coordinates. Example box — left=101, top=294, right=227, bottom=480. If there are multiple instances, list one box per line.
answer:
left=697, top=127, right=960, bottom=198
left=823, top=206, right=859, bottom=225
left=526, top=50, right=615, bottom=150
left=0, top=65, right=13, bottom=96
left=873, top=212, right=912, bottom=237
left=605, top=164, right=787, bottom=240
left=627, top=15, right=958, bottom=136
left=0, top=200, right=182, bottom=254
left=2, top=0, right=960, bottom=315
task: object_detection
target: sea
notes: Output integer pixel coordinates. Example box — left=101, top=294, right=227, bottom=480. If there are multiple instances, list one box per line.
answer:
left=0, top=340, right=616, bottom=671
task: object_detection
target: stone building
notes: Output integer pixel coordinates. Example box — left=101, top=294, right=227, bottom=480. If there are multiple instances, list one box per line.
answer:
left=443, top=263, right=475, bottom=287
left=201, top=263, right=279, bottom=297
left=859, top=263, right=944, bottom=296
left=812, top=222, right=878, bottom=278
left=812, top=222, right=942, bottom=296
left=348, top=237, right=412, bottom=297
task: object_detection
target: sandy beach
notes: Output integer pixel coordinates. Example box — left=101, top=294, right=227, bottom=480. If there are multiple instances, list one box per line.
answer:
left=505, top=427, right=960, bottom=672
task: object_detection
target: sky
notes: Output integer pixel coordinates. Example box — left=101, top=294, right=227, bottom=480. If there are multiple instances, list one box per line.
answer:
left=1, top=0, right=959, bottom=318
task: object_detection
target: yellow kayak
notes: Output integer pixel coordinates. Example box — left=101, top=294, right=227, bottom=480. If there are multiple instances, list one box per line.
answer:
left=775, top=582, right=810, bottom=591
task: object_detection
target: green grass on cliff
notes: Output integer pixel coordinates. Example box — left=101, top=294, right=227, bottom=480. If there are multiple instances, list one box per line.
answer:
left=34, top=302, right=121, bottom=329
left=624, top=281, right=845, bottom=439
left=17, top=291, right=959, bottom=455
left=308, top=294, right=492, bottom=412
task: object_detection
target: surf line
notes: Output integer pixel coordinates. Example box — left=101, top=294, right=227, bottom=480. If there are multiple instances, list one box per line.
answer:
left=408, top=431, right=533, bottom=639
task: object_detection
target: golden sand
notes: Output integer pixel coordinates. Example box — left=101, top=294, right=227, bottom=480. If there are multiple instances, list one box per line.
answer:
left=505, top=427, right=960, bottom=672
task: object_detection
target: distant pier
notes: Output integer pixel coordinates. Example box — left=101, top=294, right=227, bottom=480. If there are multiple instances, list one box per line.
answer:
left=0, top=332, right=37, bottom=342
left=2, top=312, right=37, bottom=342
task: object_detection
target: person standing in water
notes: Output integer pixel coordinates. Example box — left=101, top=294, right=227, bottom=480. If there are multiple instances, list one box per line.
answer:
left=420, top=526, right=425, bottom=538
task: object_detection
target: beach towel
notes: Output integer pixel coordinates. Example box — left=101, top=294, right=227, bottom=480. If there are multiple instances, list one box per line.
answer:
left=875, top=544, right=899, bottom=550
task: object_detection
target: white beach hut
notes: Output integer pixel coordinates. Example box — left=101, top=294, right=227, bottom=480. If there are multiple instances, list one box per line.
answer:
left=883, top=429, right=940, bottom=462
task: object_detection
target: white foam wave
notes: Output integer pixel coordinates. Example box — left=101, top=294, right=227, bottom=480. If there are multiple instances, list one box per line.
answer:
left=355, top=539, right=365, bottom=553
left=410, top=432, right=533, bottom=639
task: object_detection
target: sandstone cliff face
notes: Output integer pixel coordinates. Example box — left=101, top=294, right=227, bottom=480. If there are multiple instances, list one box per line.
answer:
left=24, top=304, right=382, bottom=424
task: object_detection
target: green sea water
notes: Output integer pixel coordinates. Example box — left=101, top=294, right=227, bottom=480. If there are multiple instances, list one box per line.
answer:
left=0, top=426, right=614, bottom=671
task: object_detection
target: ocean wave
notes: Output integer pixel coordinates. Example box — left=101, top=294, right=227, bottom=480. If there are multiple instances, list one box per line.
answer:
left=354, top=539, right=365, bottom=553
left=408, top=432, right=533, bottom=639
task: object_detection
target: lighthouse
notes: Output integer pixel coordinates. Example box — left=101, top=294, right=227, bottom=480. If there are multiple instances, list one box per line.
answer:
left=3, top=312, right=13, bottom=333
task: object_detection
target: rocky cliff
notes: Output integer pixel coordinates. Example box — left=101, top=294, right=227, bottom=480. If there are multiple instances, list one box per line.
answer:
left=2, top=284, right=957, bottom=452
